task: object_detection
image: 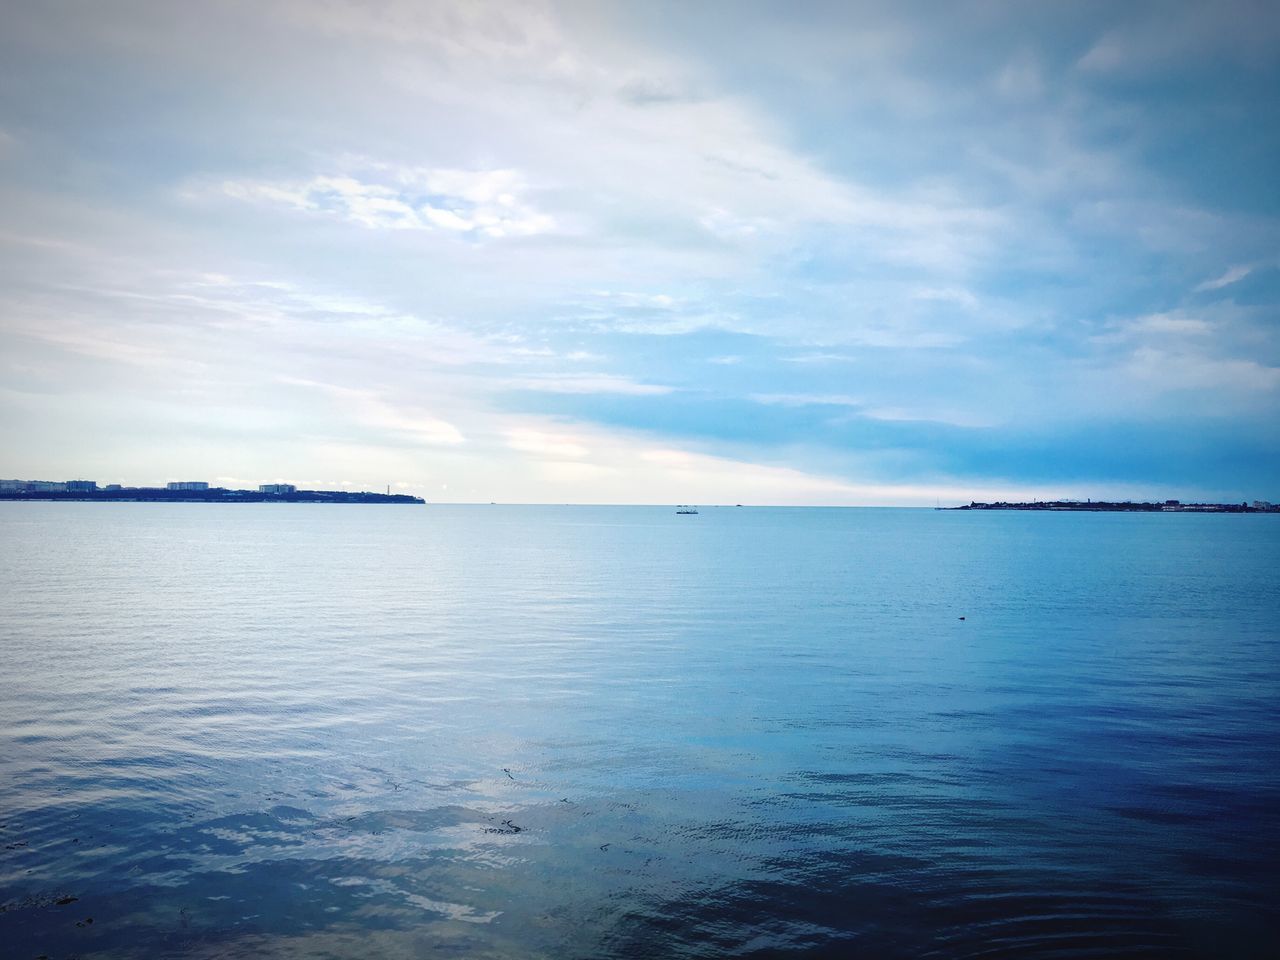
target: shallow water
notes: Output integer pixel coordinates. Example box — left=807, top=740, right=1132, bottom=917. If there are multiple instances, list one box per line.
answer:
left=1, top=503, right=1277, bottom=958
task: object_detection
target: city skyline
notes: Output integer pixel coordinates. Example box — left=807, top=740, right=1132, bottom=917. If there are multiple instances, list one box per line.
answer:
left=2, top=1, right=1278, bottom=505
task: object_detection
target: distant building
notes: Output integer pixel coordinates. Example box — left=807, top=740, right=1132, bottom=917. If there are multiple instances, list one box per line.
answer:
left=0, top=479, right=22, bottom=491
left=258, top=483, right=297, bottom=494
left=28, top=481, right=67, bottom=492
left=167, top=481, right=209, bottom=491
left=66, top=480, right=97, bottom=492
left=104, top=484, right=122, bottom=491
left=1254, top=501, right=1273, bottom=511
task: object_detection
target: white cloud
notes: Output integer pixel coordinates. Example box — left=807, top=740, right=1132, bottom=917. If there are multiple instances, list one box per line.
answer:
left=223, top=166, right=555, bottom=238
left=306, top=3, right=1000, bottom=272
left=752, top=393, right=862, bottom=407
left=504, top=427, right=589, bottom=459
left=509, top=373, right=674, bottom=395
left=1093, top=311, right=1214, bottom=343
left=531, top=460, right=620, bottom=484
left=912, top=286, right=979, bottom=309
left=782, top=353, right=857, bottom=364
left=1195, top=264, right=1252, bottom=292
left=1131, top=313, right=1212, bottom=336
left=279, top=377, right=466, bottom=445
left=859, top=406, right=994, bottom=428
left=1125, top=347, right=1280, bottom=394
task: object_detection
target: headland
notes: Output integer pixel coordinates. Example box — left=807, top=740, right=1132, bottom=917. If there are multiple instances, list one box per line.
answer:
left=0, top=478, right=424, bottom=504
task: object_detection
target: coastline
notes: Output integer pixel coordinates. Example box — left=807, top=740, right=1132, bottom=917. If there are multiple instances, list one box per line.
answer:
left=0, top=489, right=425, bottom=505
left=948, top=499, right=1277, bottom=513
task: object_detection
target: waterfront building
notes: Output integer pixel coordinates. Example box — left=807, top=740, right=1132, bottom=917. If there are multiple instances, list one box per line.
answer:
left=167, top=481, right=209, bottom=491
left=66, top=480, right=97, bottom=492
left=259, top=483, right=297, bottom=494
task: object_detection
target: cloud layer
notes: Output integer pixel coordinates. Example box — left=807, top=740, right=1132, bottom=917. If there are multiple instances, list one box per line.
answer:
left=0, top=0, right=1277, bottom=502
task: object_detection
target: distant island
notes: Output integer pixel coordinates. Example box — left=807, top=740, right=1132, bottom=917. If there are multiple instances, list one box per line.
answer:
left=950, top=499, right=1277, bottom=513
left=0, top=479, right=424, bottom=504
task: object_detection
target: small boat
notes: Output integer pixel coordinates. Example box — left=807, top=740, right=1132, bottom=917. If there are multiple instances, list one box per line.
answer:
left=676, top=505, right=699, bottom=515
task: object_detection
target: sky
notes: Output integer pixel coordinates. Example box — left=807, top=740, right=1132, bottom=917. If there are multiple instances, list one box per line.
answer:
left=1, top=0, right=1277, bottom=505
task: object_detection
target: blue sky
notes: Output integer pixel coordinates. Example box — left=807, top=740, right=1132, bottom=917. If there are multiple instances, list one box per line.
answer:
left=1, top=0, right=1277, bottom=504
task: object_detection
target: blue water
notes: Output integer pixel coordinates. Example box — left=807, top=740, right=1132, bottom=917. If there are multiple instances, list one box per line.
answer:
left=1, top=504, right=1277, bottom=958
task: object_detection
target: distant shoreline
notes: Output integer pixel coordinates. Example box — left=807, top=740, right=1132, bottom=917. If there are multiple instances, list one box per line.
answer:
left=0, top=489, right=425, bottom=505
left=948, top=500, right=1276, bottom=513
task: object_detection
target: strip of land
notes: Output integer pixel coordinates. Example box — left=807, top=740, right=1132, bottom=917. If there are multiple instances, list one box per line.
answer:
left=0, top=481, right=424, bottom=504
left=951, top=499, right=1276, bottom=513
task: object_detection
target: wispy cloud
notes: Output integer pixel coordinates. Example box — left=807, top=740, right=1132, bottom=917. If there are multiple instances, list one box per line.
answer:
left=504, top=427, right=589, bottom=460
left=508, top=374, right=674, bottom=396
left=781, top=353, right=857, bottom=365
left=223, top=166, right=555, bottom=238
left=752, top=393, right=862, bottom=408
left=1123, top=348, right=1280, bottom=395
left=1092, top=311, right=1214, bottom=343
left=1195, top=264, right=1253, bottom=292
left=1076, top=4, right=1280, bottom=76
left=279, top=377, right=466, bottom=445
left=912, top=286, right=979, bottom=309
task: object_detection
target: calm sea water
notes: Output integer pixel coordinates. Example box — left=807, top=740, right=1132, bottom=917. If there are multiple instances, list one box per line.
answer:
left=1, top=503, right=1277, bottom=958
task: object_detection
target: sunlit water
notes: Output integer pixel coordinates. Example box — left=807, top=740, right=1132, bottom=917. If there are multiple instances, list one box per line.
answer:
left=1, top=503, right=1277, bottom=958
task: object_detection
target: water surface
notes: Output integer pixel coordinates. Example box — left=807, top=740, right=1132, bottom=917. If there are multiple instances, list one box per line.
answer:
left=1, top=504, right=1277, bottom=957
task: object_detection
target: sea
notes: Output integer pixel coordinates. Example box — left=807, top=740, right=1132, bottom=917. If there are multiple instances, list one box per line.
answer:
left=1, top=503, right=1277, bottom=958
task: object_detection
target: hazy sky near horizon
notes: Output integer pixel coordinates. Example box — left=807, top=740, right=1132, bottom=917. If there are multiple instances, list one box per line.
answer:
left=2, top=0, right=1278, bottom=504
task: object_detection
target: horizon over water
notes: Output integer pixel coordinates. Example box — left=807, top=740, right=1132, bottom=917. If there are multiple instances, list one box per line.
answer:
left=1, top=503, right=1277, bottom=958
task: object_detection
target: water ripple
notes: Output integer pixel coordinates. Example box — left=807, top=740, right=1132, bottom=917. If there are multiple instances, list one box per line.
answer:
left=2, top=504, right=1277, bottom=957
